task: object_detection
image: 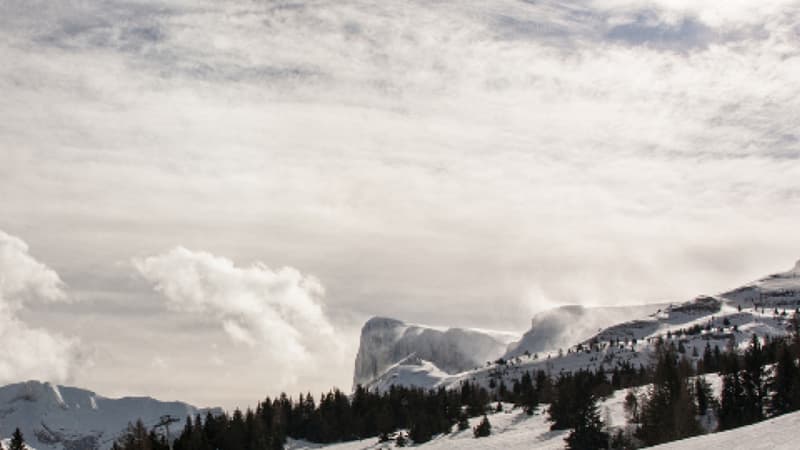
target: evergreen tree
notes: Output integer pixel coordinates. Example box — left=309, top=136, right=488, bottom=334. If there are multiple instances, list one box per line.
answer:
left=695, top=376, right=714, bottom=416
left=564, top=392, right=608, bottom=450
left=472, top=415, right=491, bottom=438
left=718, top=359, right=746, bottom=430
left=9, top=428, right=25, bottom=450
left=409, top=416, right=433, bottom=444
left=549, top=370, right=604, bottom=431
left=148, top=430, right=169, bottom=450
left=741, top=334, right=766, bottom=424
left=518, top=371, right=538, bottom=414
left=636, top=345, right=701, bottom=446
left=769, top=340, right=800, bottom=415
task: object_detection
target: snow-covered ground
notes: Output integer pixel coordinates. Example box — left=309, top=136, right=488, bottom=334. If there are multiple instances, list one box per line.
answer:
left=286, top=404, right=569, bottom=450
left=286, top=383, right=653, bottom=450
left=647, top=410, right=800, bottom=450
left=286, top=405, right=800, bottom=450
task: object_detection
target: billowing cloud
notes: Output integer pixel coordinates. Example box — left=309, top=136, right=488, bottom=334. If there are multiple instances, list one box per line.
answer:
left=133, top=247, right=337, bottom=364
left=0, top=231, right=66, bottom=307
left=2, top=0, right=800, bottom=407
left=0, top=231, right=81, bottom=384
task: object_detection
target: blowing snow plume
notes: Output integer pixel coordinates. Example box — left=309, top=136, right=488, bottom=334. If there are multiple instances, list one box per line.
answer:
left=0, top=230, right=81, bottom=383
left=134, top=247, right=338, bottom=365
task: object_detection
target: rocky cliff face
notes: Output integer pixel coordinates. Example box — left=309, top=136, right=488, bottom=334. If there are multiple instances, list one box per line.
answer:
left=352, top=317, right=510, bottom=388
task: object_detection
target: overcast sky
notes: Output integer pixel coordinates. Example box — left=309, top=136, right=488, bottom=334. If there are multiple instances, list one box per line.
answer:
left=1, top=0, right=799, bottom=410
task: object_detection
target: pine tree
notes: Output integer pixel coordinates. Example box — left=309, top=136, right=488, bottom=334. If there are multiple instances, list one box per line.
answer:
left=472, top=415, right=491, bottom=438
left=636, top=345, right=701, bottom=446
left=564, top=392, right=608, bottom=450
left=518, top=371, right=538, bottom=415
left=695, top=377, right=714, bottom=416
left=408, top=414, right=433, bottom=444
left=769, top=340, right=800, bottom=415
left=9, top=429, right=24, bottom=450
left=718, top=358, right=746, bottom=430
left=741, top=334, right=766, bottom=424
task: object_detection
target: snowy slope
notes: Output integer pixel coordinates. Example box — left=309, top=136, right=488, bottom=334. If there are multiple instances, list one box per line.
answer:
left=362, top=261, right=800, bottom=393
left=0, top=381, right=221, bottom=450
left=647, top=410, right=800, bottom=450
left=287, top=380, right=686, bottom=450
left=720, top=259, right=800, bottom=309
left=352, top=317, right=514, bottom=388
left=286, top=403, right=569, bottom=450
left=306, top=377, right=726, bottom=450
left=289, top=373, right=789, bottom=450
left=504, top=303, right=668, bottom=359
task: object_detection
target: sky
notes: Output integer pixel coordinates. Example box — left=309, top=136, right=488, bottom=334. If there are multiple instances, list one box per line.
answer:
left=1, top=0, right=800, bottom=410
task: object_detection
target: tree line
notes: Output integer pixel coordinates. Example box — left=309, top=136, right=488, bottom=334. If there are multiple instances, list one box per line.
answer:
left=112, top=381, right=492, bottom=450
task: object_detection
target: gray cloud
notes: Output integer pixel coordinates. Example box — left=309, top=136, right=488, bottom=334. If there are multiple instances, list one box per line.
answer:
left=1, top=0, right=799, bottom=407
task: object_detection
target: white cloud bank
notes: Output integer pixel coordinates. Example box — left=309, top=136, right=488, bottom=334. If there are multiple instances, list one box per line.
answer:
left=134, top=247, right=338, bottom=365
left=0, top=231, right=81, bottom=384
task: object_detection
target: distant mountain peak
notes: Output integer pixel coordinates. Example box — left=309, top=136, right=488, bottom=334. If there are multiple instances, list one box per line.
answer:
left=0, top=380, right=220, bottom=450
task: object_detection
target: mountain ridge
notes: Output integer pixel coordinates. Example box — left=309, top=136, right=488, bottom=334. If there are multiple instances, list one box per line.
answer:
left=0, top=380, right=221, bottom=450
left=357, top=260, right=800, bottom=393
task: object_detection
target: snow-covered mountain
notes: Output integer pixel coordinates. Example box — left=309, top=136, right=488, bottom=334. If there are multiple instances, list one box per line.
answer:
left=503, top=303, right=669, bottom=359
left=0, top=381, right=221, bottom=450
left=720, top=259, right=800, bottom=309
left=352, top=317, right=515, bottom=389
left=359, top=260, right=800, bottom=393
